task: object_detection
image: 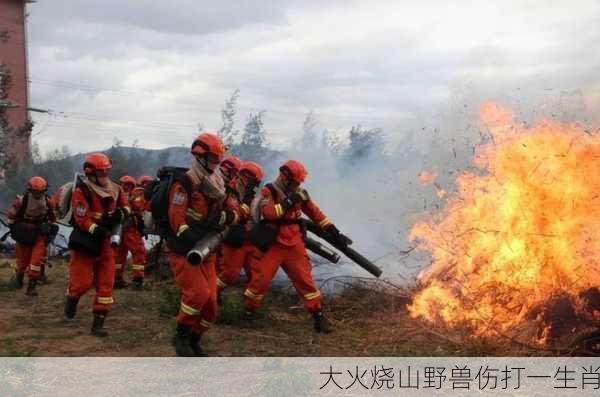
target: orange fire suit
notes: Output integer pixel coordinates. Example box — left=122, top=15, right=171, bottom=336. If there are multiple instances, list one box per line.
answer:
left=167, top=175, right=240, bottom=336
left=6, top=194, right=56, bottom=281
left=218, top=183, right=262, bottom=291
left=67, top=182, right=129, bottom=314
left=244, top=184, right=331, bottom=313
left=115, top=187, right=147, bottom=280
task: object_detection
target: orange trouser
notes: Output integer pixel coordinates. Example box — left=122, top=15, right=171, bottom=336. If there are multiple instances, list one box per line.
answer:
left=217, top=241, right=262, bottom=291
left=115, top=226, right=146, bottom=279
left=68, top=239, right=115, bottom=313
left=244, top=241, right=322, bottom=313
left=15, top=236, right=47, bottom=281
left=169, top=252, right=217, bottom=335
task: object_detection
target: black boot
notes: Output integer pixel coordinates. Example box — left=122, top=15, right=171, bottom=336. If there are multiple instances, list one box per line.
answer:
left=190, top=333, right=208, bottom=357
left=131, top=277, right=144, bottom=290
left=313, top=311, right=332, bottom=334
left=8, top=273, right=24, bottom=290
left=64, top=297, right=79, bottom=320
left=39, top=263, right=48, bottom=284
left=242, top=308, right=256, bottom=324
left=91, top=313, right=109, bottom=337
left=113, top=278, right=129, bottom=289
left=25, top=279, right=38, bottom=296
left=171, top=323, right=195, bottom=357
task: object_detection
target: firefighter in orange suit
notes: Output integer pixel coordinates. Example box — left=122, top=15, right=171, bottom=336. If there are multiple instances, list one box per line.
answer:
left=114, top=175, right=147, bottom=289
left=137, top=175, right=153, bottom=198
left=166, top=132, right=240, bottom=356
left=64, top=153, right=130, bottom=337
left=217, top=161, right=265, bottom=298
left=215, top=156, right=243, bottom=274
left=6, top=176, right=57, bottom=296
left=243, top=160, right=338, bottom=333
left=220, top=156, right=242, bottom=185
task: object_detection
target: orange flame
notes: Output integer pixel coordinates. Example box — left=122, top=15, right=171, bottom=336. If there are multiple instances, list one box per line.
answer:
left=408, top=103, right=600, bottom=342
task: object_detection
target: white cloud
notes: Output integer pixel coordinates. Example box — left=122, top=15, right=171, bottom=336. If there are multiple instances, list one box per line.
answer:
left=25, top=0, right=600, bottom=155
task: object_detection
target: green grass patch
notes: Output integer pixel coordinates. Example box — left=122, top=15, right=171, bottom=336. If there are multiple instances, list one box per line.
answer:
left=0, top=338, right=35, bottom=357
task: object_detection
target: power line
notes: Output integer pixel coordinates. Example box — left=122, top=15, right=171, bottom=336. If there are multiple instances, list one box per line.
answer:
left=29, top=76, right=395, bottom=123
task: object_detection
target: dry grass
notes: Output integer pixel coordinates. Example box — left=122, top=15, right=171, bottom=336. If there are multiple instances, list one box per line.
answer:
left=0, top=257, right=593, bottom=356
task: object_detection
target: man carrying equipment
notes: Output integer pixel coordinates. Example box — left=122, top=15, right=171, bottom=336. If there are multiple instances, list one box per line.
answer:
left=114, top=175, right=147, bottom=289
left=217, top=161, right=264, bottom=299
left=243, top=160, right=339, bottom=333
left=166, top=133, right=240, bottom=356
left=6, top=176, right=57, bottom=296
left=64, top=153, right=130, bottom=337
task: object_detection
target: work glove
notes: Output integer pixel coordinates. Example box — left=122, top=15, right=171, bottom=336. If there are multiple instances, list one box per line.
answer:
left=325, top=223, right=352, bottom=246
left=326, top=224, right=340, bottom=237
left=179, top=227, right=203, bottom=246
left=39, top=223, right=52, bottom=236
left=136, top=216, right=146, bottom=236
left=281, top=197, right=295, bottom=211
left=92, top=226, right=111, bottom=239
left=207, top=210, right=236, bottom=228
left=109, top=208, right=125, bottom=226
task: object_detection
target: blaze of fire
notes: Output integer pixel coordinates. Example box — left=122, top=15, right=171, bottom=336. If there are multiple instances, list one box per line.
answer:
left=408, top=102, right=600, bottom=342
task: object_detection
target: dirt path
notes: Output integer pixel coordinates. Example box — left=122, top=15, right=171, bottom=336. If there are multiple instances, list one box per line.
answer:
left=0, top=258, right=541, bottom=357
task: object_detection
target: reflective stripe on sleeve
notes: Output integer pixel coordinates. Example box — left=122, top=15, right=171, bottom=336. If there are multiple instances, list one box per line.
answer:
left=186, top=208, right=203, bottom=222
left=318, top=218, right=331, bottom=228
left=176, top=224, right=189, bottom=237
left=274, top=204, right=284, bottom=217
left=240, top=204, right=250, bottom=216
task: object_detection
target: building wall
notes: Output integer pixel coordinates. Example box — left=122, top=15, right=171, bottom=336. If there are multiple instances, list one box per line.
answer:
left=0, top=0, right=30, bottom=170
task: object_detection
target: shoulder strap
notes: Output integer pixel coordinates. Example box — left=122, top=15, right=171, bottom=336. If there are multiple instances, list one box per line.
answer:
left=76, top=179, right=94, bottom=208
left=15, top=193, right=28, bottom=221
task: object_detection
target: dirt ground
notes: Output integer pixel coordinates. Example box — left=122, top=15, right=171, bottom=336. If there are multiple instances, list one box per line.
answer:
left=0, top=257, right=566, bottom=357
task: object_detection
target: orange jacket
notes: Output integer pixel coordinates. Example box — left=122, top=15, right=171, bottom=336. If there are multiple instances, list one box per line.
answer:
left=129, top=187, right=147, bottom=215
left=260, top=185, right=331, bottom=246
left=168, top=176, right=241, bottom=239
left=7, top=193, right=56, bottom=225
left=71, top=184, right=129, bottom=234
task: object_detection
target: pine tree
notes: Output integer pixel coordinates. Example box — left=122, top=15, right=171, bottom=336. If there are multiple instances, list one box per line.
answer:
left=218, top=89, right=240, bottom=146
left=300, top=111, right=319, bottom=153
left=240, top=110, right=268, bottom=162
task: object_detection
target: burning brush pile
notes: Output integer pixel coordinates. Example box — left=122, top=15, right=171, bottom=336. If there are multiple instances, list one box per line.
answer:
left=409, top=103, right=600, bottom=350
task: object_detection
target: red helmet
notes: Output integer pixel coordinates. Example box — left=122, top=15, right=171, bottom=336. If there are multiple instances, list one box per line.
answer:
left=220, top=156, right=242, bottom=174
left=137, top=175, right=153, bottom=187
left=240, top=161, right=264, bottom=182
left=191, top=133, right=226, bottom=159
left=27, top=176, right=48, bottom=192
left=279, top=160, right=307, bottom=183
left=84, top=153, right=112, bottom=175
left=119, top=175, right=136, bottom=188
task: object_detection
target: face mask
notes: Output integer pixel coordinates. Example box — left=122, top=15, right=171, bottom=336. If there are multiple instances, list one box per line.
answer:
left=96, top=175, right=110, bottom=187
left=195, top=155, right=220, bottom=174
left=31, top=191, right=44, bottom=200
